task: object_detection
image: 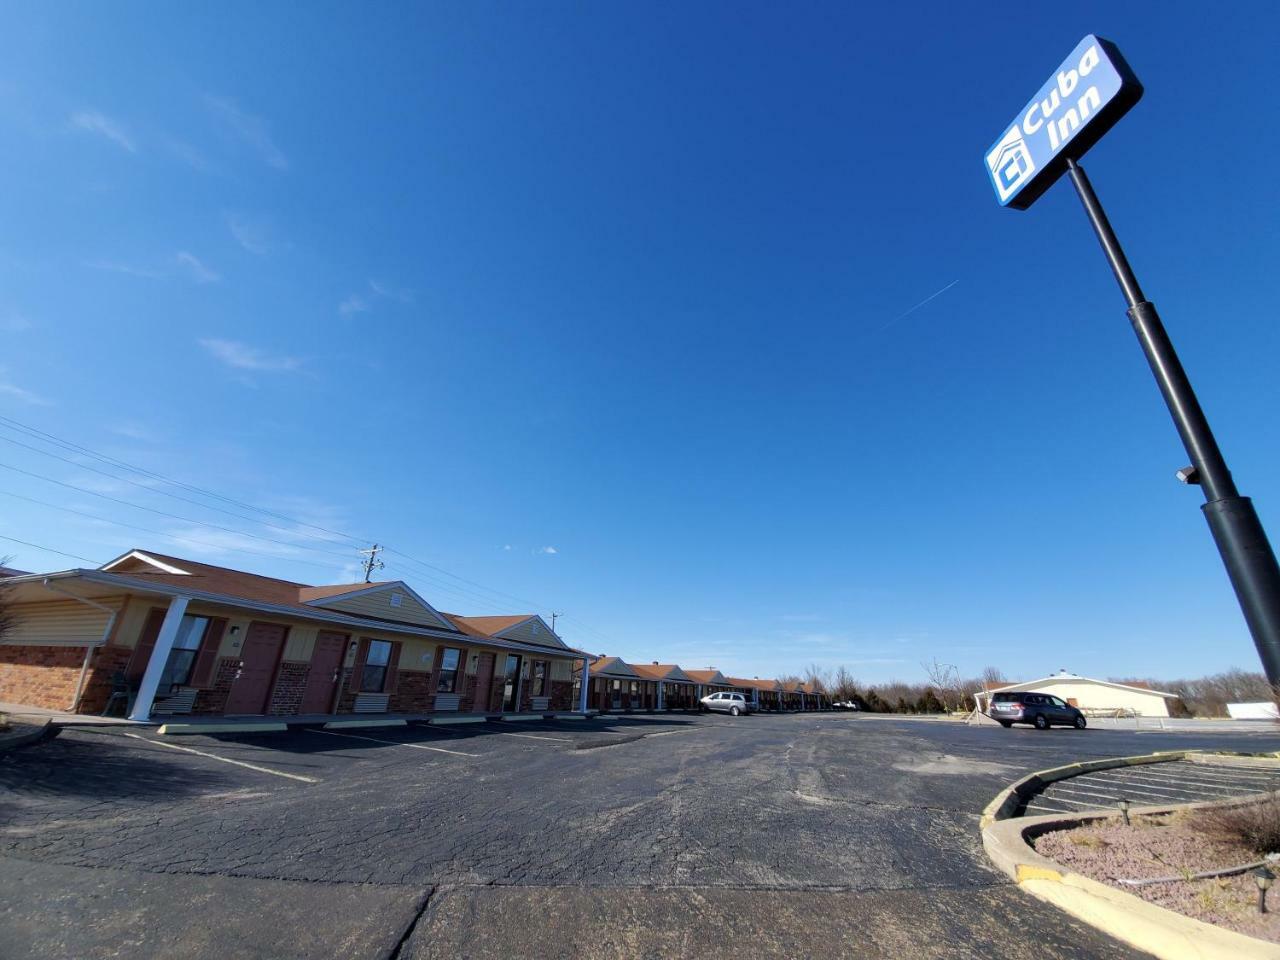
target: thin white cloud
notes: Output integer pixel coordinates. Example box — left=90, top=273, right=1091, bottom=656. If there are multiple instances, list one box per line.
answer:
left=176, top=251, right=220, bottom=284
left=163, top=138, right=211, bottom=172
left=369, top=279, right=413, bottom=303
left=226, top=212, right=280, bottom=255
left=70, top=111, right=136, bottom=153
left=0, top=373, right=52, bottom=406
left=338, top=294, right=370, bottom=316
left=502, top=544, right=513, bottom=551
left=1, top=314, right=32, bottom=333
left=204, top=95, right=287, bottom=170
left=163, top=526, right=303, bottom=559
left=537, top=546, right=558, bottom=555
left=85, top=260, right=162, bottom=279
left=109, top=421, right=160, bottom=442
left=198, top=338, right=301, bottom=372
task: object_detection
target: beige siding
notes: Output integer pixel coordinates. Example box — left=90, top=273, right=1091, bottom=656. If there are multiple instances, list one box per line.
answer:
left=314, top=588, right=452, bottom=629
left=550, top=659, right=572, bottom=681
left=1022, top=680, right=1173, bottom=718
left=499, top=618, right=567, bottom=650
left=3, top=598, right=123, bottom=647
left=111, top=598, right=156, bottom=649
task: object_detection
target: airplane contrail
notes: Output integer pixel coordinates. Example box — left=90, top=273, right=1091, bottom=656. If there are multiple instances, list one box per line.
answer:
left=879, top=278, right=960, bottom=331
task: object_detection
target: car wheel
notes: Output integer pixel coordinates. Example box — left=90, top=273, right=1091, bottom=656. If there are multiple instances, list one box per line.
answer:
left=998, top=721, right=1012, bottom=728
left=1033, top=713, right=1049, bottom=730
left=730, top=706, right=741, bottom=717
left=1074, top=714, right=1087, bottom=729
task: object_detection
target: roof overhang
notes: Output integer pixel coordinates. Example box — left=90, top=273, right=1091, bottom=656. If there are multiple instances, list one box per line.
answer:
left=3, top=569, right=590, bottom=659
left=983, top=675, right=1178, bottom=699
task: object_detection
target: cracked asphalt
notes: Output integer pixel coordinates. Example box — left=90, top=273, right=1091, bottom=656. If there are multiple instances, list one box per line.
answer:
left=3, top=712, right=1279, bottom=959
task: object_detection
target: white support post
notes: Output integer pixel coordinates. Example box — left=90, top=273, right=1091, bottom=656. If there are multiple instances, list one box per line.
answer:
left=128, top=595, right=189, bottom=722
left=657, top=681, right=665, bottom=711
left=577, top=657, right=590, bottom=714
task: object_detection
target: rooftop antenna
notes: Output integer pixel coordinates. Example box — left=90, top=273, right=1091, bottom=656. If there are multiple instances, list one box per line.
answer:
left=359, top=544, right=385, bottom=583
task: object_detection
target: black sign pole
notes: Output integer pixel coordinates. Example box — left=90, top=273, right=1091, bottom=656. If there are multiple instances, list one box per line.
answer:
left=1066, top=156, right=1280, bottom=686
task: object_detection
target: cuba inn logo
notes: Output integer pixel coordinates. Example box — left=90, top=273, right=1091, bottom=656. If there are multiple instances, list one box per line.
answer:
left=985, top=36, right=1140, bottom=208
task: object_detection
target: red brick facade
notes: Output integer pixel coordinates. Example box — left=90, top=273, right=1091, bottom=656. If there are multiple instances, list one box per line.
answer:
left=0, top=644, right=85, bottom=710
left=389, top=670, right=436, bottom=713
left=268, top=662, right=309, bottom=715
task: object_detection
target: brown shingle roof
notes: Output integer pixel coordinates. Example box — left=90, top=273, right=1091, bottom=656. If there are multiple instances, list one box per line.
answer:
left=684, top=669, right=726, bottom=684
left=298, top=582, right=392, bottom=601
left=444, top=614, right=534, bottom=639
left=725, top=677, right=779, bottom=691
left=631, top=663, right=693, bottom=682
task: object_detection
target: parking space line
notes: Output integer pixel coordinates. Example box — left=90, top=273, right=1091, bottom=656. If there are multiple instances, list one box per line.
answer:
left=1085, top=772, right=1243, bottom=799
left=1035, top=793, right=1108, bottom=809
left=499, top=733, right=573, bottom=743
left=1097, top=768, right=1266, bottom=789
left=122, top=732, right=318, bottom=784
left=307, top=728, right=480, bottom=757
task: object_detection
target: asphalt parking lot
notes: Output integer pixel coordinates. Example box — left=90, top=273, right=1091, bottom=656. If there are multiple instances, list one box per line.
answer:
left=4, top=712, right=1280, bottom=960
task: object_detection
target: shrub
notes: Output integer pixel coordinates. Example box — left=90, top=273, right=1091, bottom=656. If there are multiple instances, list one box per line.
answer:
left=1192, top=792, right=1280, bottom=855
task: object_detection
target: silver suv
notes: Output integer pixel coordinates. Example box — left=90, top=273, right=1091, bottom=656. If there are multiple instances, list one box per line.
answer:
left=990, top=691, right=1087, bottom=730
left=701, top=692, right=750, bottom=716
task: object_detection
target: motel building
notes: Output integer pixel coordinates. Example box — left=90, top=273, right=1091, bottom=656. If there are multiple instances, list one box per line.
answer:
left=726, top=677, right=782, bottom=712
left=0, top=550, right=591, bottom=722
left=579, top=656, right=648, bottom=713
left=630, top=662, right=699, bottom=711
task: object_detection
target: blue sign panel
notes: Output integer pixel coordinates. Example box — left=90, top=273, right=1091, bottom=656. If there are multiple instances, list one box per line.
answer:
left=985, top=36, right=1143, bottom=209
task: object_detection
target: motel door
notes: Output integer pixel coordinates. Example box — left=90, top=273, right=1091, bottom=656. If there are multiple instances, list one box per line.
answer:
left=299, top=630, right=348, bottom=714
left=473, top=653, right=496, bottom=713
left=224, top=622, right=287, bottom=714
left=501, top=655, right=523, bottom=712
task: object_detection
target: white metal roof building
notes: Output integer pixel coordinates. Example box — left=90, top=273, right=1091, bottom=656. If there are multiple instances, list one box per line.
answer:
left=974, top=670, right=1180, bottom=718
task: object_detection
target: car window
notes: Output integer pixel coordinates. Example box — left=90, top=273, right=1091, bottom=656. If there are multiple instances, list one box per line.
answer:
left=1049, top=696, right=1066, bottom=707
left=992, top=692, right=1018, bottom=702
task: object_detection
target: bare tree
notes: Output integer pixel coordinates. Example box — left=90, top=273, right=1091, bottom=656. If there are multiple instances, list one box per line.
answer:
left=921, top=658, right=961, bottom=713
left=802, top=663, right=831, bottom=692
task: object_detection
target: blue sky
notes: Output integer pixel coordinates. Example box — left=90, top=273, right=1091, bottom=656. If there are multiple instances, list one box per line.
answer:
left=2, top=2, right=1279, bottom=685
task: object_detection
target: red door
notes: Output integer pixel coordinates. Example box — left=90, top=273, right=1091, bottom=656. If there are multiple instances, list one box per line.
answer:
left=472, top=653, right=495, bottom=713
left=224, top=622, right=287, bottom=714
left=300, top=631, right=348, bottom=714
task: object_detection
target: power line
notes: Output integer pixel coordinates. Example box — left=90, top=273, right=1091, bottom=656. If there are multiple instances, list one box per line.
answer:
left=0, top=431, right=364, bottom=551
left=0, top=533, right=101, bottom=565
left=0, top=415, right=369, bottom=548
left=0, top=488, right=343, bottom=572
left=0, top=460, right=357, bottom=562
left=0, top=413, right=616, bottom=647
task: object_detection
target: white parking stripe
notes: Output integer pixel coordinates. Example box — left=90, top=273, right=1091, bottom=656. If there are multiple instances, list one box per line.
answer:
left=122, top=733, right=318, bottom=783
left=308, top=728, right=479, bottom=757
left=1086, top=772, right=1245, bottom=798
left=1098, top=768, right=1267, bottom=789
left=500, top=733, right=573, bottom=743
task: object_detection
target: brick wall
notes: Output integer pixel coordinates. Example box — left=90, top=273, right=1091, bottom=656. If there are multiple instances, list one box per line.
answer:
left=0, top=644, right=84, bottom=710
left=548, top=679, right=573, bottom=711
left=78, top=645, right=133, bottom=714
left=268, top=662, right=309, bottom=715
left=193, top=658, right=238, bottom=715
left=390, top=670, right=435, bottom=713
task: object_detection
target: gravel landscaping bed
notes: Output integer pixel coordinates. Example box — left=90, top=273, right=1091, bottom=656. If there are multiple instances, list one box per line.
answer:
left=1035, top=809, right=1280, bottom=942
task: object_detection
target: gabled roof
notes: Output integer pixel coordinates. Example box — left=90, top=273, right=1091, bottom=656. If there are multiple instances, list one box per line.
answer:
left=301, top=580, right=455, bottom=630
left=443, top=613, right=567, bottom=651
left=780, top=681, right=806, bottom=693
left=985, top=672, right=1178, bottom=699
left=631, top=663, right=696, bottom=683
left=583, top=656, right=641, bottom=679
left=684, top=669, right=727, bottom=685
left=725, top=676, right=779, bottom=692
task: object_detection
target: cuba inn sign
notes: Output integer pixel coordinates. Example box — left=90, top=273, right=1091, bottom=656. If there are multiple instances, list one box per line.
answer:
left=985, top=35, right=1142, bottom=209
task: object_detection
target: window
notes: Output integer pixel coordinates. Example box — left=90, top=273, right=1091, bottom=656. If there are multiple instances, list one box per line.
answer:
left=436, top=647, right=461, bottom=693
left=531, top=660, right=548, bottom=697
left=361, top=640, right=393, bottom=692
left=158, top=615, right=210, bottom=691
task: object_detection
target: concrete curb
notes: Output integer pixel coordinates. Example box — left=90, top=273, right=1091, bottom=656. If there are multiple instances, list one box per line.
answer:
left=0, top=717, right=54, bottom=753
left=157, top=722, right=288, bottom=735
left=323, top=719, right=408, bottom=730
left=427, top=716, right=487, bottom=726
left=979, top=750, right=1192, bottom=828
left=981, top=752, right=1280, bottom=960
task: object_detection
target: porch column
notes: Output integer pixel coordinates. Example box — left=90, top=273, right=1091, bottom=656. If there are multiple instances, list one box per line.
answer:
left=128, top=595, right=189, bottom=722
left=578, top=657, right=590, bottom=713
left=657, top=681, right=665, bottom=711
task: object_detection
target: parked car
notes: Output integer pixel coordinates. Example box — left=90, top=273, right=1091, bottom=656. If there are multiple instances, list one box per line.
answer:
left=701, top=692, right=751, bottom=716
left=990, top=691, right=1086, bottom=730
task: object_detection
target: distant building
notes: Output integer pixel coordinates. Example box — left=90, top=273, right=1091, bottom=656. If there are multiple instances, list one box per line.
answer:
left=974, top=670, right=1179, bottom=718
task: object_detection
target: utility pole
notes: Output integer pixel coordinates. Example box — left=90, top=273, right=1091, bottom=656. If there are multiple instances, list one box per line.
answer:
left=550, top=611, right=562, bottom=634
left=359, top=544, right=385, bottom=583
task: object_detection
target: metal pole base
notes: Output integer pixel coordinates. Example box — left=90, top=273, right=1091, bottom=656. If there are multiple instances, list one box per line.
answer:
left=1203, top=497, right=1280, bottom=684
